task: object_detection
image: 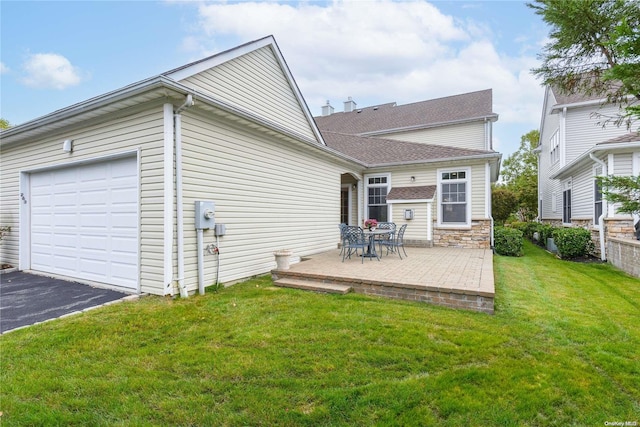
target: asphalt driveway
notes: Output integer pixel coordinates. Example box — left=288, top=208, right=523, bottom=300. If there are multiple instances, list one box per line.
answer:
left=0, top=271, right=129, bottom=333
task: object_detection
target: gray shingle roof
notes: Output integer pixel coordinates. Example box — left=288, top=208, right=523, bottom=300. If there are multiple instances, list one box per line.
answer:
left=315, top=89, right=497, bottom=135
left=322, top=131, right=497, bottom=166
left=597, top=132, right=640, bottom=145
left=387, top=185, right=436, bottom=201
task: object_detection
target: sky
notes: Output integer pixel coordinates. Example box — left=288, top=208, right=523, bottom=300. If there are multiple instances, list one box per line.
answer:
left=0, top=0, right=550, bottom=159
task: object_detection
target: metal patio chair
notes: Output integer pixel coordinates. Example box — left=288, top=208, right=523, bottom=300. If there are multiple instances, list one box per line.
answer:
left=375, top=222, right=396, bottom=255
left=342, top=226, right=377, bottom=263
left=380, top=224, right=408, bottom=259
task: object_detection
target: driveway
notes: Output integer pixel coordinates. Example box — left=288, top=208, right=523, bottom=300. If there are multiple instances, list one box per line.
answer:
left=0, top=271, right=130, bottom=333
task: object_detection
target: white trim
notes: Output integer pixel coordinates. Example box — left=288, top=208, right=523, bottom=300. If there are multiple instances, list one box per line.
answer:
left=485, top=162, right=491, bottom=218
left=436, top=167, right=472, bottom=228
left=387, top=198, right=433, bottom=204
left=163, top=103, right=174, bottom=295
left=19, top=152, right=141, bottom=292
left=593, top=164, right=604, bottom=225
left=608, top=153, right=615, bottom=216
left=633, top=151, right=640, bottom=176
left=552, top=191, right=557, bottom=213
left=341, top=184, right=353, bottom=226
left=559, top=107, right=566, bottom=167
left=363, top=173, right=392, bottom=222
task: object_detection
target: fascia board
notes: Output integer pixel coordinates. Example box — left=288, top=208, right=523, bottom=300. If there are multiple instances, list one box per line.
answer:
left=387, top=198, right=434, bottom=204
left=550, top=141, right=640, bottom=179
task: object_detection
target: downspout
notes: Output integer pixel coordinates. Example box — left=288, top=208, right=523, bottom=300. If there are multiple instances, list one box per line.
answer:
left=175, top=94, right=195, bottom=298
left=589, top=152, right=607, bottom=261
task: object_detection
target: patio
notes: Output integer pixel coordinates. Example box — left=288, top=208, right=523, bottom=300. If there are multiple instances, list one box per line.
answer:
left=272, top=247, right=495, bottom=314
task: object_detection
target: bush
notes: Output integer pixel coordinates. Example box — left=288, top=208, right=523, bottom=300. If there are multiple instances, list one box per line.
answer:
left=494, top=226, right=524, bottom=257
left=552, top=228, right=595, bottom=259
left=537, top=224, right=555, bottom=247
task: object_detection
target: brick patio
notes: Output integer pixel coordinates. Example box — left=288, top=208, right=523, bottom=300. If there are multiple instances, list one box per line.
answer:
left=272, top=247, right=495, bottom=314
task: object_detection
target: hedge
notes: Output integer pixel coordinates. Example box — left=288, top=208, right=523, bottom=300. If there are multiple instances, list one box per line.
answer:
left=552, top=227, right=595, bottom=259
left=494, top=226, right=524, bottom=257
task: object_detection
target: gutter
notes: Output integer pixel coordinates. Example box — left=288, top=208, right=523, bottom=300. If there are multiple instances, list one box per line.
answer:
left=589, top=153, right=608, bottom=261
left=550, top=141, right=640, bottom=180
left=358, top=114, right=499, bottom=137
left=366, top=152, right=502, bottom=169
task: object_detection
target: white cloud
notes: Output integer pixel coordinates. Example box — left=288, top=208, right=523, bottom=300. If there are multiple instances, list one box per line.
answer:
left=182, top=0, right=545, bottom=156
left=20, top=53, right=85, bottom=89
left=0, top=62, right=8, bottom=74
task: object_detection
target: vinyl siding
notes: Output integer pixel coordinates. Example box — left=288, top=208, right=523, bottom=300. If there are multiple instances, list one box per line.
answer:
left=564, top=104, right=630, bottom=163
left=539, top=89, right=561, bottom=220
left=0, top=105, right=166, bottom=295
left=369, top=161, right=488, bottom=241
left=570, top=166, right=594, bottom=220
left=178, top=109, right=353, bottom=293
left=382, top=121, right=486, bottom=151
left=178, top=46, right=317, bottom=143
left=613, top=153, right=633, bottom=176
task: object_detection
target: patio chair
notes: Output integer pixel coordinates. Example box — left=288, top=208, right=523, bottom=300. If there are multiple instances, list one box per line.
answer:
left=342, top=226, right=376, bottom=263
left=375, top=222, right=396, bottom=255
left=338, top=223, right=348, bottom=255
left=381, top=224, right=408, bottom=259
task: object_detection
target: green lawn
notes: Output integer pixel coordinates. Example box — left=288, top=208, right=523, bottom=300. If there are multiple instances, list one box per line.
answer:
left=1, top=240, right=639, bottom=426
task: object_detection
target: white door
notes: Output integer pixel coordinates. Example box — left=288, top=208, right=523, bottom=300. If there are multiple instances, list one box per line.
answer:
left=30, top=157, right=139, bottom=290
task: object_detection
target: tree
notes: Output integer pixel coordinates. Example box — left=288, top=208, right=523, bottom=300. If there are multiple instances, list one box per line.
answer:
left=491, top=185, right=519, bottom=225
left=500, top=130, right=539, bottom=222
left=597, top=175, right=640, bottom=217
left=0, top=118, right=10, bottom=129
left=529, top=0, right=640, bottom=127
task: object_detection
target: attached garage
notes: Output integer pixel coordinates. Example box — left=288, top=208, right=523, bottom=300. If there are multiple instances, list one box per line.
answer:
left=27, top=156, right=139, bottom=291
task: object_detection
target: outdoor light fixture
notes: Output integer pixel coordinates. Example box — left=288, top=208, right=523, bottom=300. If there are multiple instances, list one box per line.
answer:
left=410, top=176, right=415, bottom=183
left=62, top=139, right=73, bottom=153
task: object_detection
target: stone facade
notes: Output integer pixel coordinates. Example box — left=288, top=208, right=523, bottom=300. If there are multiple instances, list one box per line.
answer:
left=603, top=218, right=636, bottom=240
left=432, top=220, right=491, bottom=249
left=607, top=237, right=640, bottom=279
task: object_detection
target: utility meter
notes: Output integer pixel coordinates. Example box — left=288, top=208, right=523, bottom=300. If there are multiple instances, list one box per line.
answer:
left=195, top=201, right=215, bottom=229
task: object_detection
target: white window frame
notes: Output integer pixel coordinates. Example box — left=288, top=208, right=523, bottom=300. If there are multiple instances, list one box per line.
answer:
left=437, top=167, right=471, bottom=228
left=593, top=165, right=603, bottom=225
left=562, top=179, right=572, bottom=225
left=364, top=173, right=391, bottom=222
left=549, top=129, right=560, bottom=165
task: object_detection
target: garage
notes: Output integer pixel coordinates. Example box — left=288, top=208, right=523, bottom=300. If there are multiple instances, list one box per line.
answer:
left=29, top=156, right=139, bottom=290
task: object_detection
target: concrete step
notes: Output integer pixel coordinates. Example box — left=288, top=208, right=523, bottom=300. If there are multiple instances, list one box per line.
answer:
left=273, top=278, right=352, bottom=295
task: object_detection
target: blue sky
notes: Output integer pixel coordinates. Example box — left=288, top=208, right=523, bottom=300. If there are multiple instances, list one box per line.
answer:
left=1, top=1, right=549, bottom=158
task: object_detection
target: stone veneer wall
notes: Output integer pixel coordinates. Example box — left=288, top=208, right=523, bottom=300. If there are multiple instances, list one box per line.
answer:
left=607, top=237, right=640, bottom=278
left=433, top=220, right=491, bottom=249
left=571, top=218, right=602, bottom=257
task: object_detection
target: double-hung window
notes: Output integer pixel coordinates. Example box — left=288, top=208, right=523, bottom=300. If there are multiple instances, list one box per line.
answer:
left=365, top=174, right=389, bottom=222
left=594, top=166, right=603, bottom=225
left=438, top=168, right=470, bottom=227
left=562, top=180, right=572, bottom=224
left=550, top=130, right=560, bottom=164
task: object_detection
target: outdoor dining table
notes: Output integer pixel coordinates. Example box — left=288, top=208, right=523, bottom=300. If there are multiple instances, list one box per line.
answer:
left=362, top=228, right=389, bottom=258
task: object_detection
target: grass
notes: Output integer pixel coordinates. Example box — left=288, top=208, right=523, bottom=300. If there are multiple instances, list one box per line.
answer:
left=1, top=240, right=639, bottom=426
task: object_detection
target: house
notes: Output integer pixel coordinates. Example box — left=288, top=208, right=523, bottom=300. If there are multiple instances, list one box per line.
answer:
left=315, top=90, right=501, bottom=249
left=0, top=35, right=501, bottom=296
left=537, top=85, right=640, bottom=273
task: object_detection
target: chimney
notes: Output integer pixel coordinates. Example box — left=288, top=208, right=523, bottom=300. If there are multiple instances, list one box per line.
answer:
left=344, top=96, right=357, bottom=113
left=321, top=100, right=334, bottom=116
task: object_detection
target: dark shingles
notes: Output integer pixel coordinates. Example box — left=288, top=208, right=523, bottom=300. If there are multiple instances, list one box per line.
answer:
left=387, top=185, right=437, bottom=201
left=322, top=131, right=497, bottom=166
left=315, top=89, right=497, bottom=135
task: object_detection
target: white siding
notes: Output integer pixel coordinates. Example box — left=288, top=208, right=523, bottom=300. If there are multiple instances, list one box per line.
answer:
left=383, top=121, right=486, bottom=151
left=178, top=109, right=354, bottom=293
left=571, top=166, right=594, bottom=220
left=0, top=105, right=166, bottom=295
left=613, top=153, right=633, bottom=176
left=539, top=89, right=562, bottom=220
left=564, top=104, right=630, bottom=163
left=179, top=46, right=317, bottom=143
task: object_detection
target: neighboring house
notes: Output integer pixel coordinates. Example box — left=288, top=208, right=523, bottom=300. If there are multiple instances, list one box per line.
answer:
left=537, top=85, right=640, bottom=264
left=0, top=35, right=501, bottom=297
left=315, top=90, right=501, bottom=249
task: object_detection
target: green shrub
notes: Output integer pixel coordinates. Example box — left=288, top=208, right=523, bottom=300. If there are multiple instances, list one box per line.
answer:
left=537, top=224, right=556, bottom=247
left=552, top=227, right=595, bottom=259
left=494, top=226, right=524, bottom=257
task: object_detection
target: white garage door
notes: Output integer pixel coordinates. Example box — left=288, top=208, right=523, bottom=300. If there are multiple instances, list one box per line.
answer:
left=30, top=156, right=139, bottom=290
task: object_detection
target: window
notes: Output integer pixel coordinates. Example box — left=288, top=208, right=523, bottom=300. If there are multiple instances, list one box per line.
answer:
left=366, top=174, right=389, bottom=222
left=594, top=166, right=603, bottom=225
left=562, top=180, right=572, bottom=224
left=438, top=169, right=470, bottom=226
left=549, top=130, right=560, bottom=164
left=594, top=180, right=603, bottom=224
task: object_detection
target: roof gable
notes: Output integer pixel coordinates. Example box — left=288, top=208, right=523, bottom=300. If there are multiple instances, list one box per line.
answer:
left=165, top=36, right=323, bottom=145
left=315, top=89, right=497, bottom=135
